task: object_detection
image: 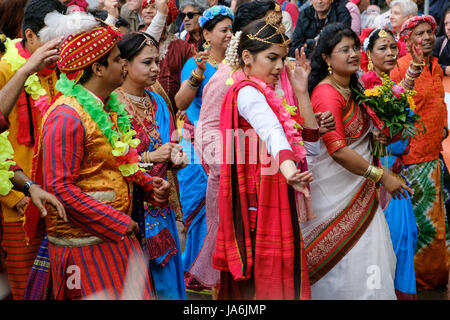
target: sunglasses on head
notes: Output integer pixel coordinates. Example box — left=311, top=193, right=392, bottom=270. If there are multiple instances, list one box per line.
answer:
left=181, top=11, right=201, bottom=19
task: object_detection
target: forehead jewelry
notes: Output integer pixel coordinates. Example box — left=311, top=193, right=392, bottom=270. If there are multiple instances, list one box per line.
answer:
left=246, top=14, right=290, bottom=48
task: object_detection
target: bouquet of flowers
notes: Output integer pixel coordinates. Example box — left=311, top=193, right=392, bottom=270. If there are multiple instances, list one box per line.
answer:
left=357, top=72, right=425, bottom=157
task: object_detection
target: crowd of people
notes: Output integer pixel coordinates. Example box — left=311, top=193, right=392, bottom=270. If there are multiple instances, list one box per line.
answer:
left=0, top=0, right=449, bottom=300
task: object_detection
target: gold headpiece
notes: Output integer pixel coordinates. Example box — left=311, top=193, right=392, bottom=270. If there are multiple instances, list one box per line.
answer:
left=378, top=29, right=388, bottom=38
left=0, top=34, right=5, bottom=43
left=246, top=14, right=290, bottom=48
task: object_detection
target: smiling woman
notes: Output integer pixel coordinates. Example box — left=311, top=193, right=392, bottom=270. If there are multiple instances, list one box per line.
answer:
left=115, top=32, right=187, bottom=300
left=173, top=5, right=234, bottom=294
left=305, top=22, right=401, bottom=300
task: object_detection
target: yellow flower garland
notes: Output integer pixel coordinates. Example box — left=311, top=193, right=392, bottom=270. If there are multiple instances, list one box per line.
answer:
left=1, top=38, right=47, bottom=100
left=0, top=131, right=16, bottom=196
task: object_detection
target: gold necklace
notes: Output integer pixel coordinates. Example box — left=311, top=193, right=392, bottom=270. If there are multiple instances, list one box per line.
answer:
left=208, top=53, right=220, bottom=69
left=118, top=88, right=162, bottom=150
left=328, top=75, right=351, bottom=99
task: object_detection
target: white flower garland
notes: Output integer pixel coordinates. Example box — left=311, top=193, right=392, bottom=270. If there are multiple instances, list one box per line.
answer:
left=224, top=31, right=242, bottom=69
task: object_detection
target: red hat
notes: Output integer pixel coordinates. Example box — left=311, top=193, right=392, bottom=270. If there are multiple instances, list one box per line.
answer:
left=352, top=0, right=361, bottom=4
left=141, top=0, right=179, bottom=25
left=400, top=15, right=437, bottom=42
left=58, top=25, right=122, bottom=82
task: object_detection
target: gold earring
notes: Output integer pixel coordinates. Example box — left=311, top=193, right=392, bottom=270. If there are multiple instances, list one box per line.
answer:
left=367, top=55, right=373, bottom=71
left=203, top=40, right=210, bottom=51
left=327, top=63, right=332, bottom=75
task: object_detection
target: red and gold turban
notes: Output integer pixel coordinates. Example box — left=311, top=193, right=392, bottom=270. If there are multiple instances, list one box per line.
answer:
left=400, top=15, right=437, bottom=42
left=57, top=25, right=122, bottom=82
left=141, top=0, right=179, bottom=26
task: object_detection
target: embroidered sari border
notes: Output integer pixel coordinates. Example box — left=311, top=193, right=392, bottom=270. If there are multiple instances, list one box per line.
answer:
left=305, top=180, right=378, bottom=284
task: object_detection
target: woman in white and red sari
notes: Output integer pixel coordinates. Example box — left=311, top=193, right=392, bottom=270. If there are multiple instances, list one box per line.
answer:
left=304, top=22, right=413, bottom=299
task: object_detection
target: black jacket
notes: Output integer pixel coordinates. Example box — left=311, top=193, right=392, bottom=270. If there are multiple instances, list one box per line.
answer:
left=289, top=2, right=351, bottom=57
left=432, top=35, right=450, bottom=75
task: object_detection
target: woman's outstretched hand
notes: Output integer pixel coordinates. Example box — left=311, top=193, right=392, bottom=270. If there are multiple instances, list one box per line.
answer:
left=286, top=170, right=314, bottom=199
left=285, top=47, right=311, bottom=95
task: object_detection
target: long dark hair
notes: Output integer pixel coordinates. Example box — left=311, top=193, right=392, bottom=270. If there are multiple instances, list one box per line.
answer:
left=118, top=32, right=159, bottom=61
left=308, top=23, right=363, bottom=99
left=237, top=18, right=290, bottom=67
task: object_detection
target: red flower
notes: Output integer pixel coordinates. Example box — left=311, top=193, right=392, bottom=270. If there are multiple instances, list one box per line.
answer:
left=115, top=148, right=140, bottom=165
left=361, top=71, right=383, bottom=89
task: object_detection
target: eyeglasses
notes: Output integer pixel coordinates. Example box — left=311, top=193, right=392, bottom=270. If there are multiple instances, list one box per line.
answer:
left=181, top=11, right=201, bottom=19
left=334, top=45, right=361, bottom=55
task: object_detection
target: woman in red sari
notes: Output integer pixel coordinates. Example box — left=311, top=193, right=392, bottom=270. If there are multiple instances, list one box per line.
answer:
left=213, top=18, right=320, bottom=300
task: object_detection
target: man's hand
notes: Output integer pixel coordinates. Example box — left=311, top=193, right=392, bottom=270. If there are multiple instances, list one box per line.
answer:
left=152, top=177, right=171, bottom=203
left=21, top=37, right=63, bottom=76
left=155, top=0, right=169, bottom=15
left=125, top=219, right=140, bottom=238
left=28, top=184, right=67, bottom=221
left=15, top=197, right=29, bottom=216
left=104, top=0, right=120, bottom=18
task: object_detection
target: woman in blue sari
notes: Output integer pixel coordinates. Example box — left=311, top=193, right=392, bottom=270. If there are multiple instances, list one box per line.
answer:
left=117, top=32, right=188, bottom=300
left=174, top=5, right=234, bottom=293
left=361, top=27, right=424, bottom=299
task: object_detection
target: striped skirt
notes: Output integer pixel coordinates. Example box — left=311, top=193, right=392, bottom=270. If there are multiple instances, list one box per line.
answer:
left=403, top=159, right=450, bottom=290
left=0, top=220, right=44, bottom=300
left=48, top=235, right=155, bottom=300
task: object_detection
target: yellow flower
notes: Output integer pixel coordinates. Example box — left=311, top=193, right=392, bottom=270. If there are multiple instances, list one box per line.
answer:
left=112, top=140, right=129, bottom=157
left=407, top=95, right=416, bottom=112
left=364, top=88, right=381, bottom=97
left=118, top=163, right=140, bottom=177
left=283, top=100, right=297, bottom=116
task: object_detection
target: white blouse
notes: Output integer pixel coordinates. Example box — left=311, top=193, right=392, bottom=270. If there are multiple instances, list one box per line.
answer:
left=237, top=85, right=320, bottom=160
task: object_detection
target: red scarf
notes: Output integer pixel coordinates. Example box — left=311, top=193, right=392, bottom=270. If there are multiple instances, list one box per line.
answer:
left=15, top=41, right=55, bottom=146
left=212, top=79, right=311, bottom=300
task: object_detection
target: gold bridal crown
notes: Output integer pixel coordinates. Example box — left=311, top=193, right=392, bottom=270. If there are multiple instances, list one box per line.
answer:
left=246, top=13, right=291, bottom=48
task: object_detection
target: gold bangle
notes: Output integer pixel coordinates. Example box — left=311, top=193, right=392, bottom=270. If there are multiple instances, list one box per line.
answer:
left=363, top=165, right=374, bottom=178
left=412, top=60, right=425, bottom=68
left=191, top=69, right=204, bottom=82
left=368, top=166, right=384, bottom=183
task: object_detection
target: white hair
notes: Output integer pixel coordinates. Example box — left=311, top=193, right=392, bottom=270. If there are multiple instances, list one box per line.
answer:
left=390, top=0, right=418, bottom=17
left=39, top=10, right=99, bottom=43
left=179, top=0, right=209, bottom=12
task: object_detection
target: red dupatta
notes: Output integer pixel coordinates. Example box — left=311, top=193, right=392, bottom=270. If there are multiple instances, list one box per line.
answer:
left=212, top=79, right=311, bottom=300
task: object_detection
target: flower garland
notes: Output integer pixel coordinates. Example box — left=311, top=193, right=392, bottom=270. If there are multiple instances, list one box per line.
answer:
left=55, top=74, right=144, bottom=180
left=0, top=131, right=16, bottom=196
left=224, top=31, right=242, bottom=69
left=1, top=38, right=50, bottom=114
left=199, top=5, right=234, bottom=28
left=228, top=70, right=306, bottom=163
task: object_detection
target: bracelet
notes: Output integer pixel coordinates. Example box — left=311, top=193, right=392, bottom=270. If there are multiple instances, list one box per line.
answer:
left=187, top=78, right=201, bottom=89
left=191, top=69, right=204, bottom=82
left=188, top=73, right=202, bottom=87
left=404, top=74, right=416, bottom=82
left=23, top=180, right=39, bottom=197
left=412, top=60, right=425, bottom=68
left=364, top=165, right=384, bottom=183
left=406, top=67, right=421, bottom=78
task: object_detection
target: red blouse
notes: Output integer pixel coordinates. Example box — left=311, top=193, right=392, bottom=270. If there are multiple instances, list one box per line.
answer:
left=311, top=83, right=369, bottom=155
